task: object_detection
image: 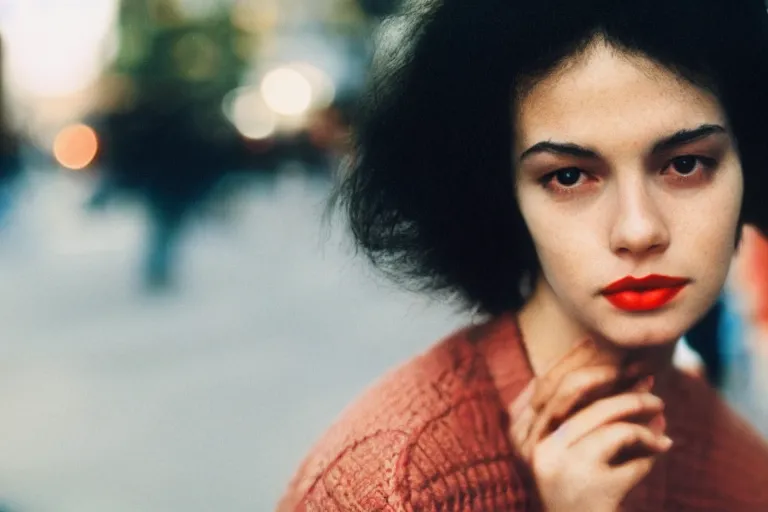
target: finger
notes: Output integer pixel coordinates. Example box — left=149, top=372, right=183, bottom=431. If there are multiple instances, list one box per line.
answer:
left=610, top=453, right=658, bottom=493
left=612, top=451, right=666, bottom=487
left=509, top=379, right=536, bottom=419
left=648, top=412, right=667, bottom=436
left=579, top=421, right=673, bottom=463
left=618, top=408, right=665, bottom=435
left=508, top=379, right=545, bottom=456
left=516, top=374, right=654, bottom=461
left=529, top=337, right=649, bottom=413
left=529, top=337, right=601, bottom=411
left=510, top=404, right=536, bottom=453
left=542, top=391, right=664, bottom=450
left=541, top=337, right=596, bottom=374
left=528, top=423, right=664, bottom=490
left=525, top=369, right=652, bottom=449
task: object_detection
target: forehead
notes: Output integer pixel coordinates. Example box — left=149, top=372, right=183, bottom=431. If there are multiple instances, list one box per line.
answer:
left=513, top=44, right=727, bottom=152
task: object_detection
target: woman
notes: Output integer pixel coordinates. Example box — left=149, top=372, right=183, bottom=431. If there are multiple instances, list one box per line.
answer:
left=278, top=0, right=768, bottom=510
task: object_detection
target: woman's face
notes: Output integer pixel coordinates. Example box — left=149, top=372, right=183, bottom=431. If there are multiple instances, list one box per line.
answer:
left=513, top=43, right=743, bottom=348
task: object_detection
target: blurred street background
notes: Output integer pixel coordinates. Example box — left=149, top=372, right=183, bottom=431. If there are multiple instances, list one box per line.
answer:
left=0, top=1, right=765, bottom=511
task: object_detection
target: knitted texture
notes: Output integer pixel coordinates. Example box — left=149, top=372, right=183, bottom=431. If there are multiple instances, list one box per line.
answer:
left=277, top=314, right=768, bottom=511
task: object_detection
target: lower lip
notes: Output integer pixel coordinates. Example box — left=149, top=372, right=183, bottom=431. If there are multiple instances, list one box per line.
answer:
left=603, top=285, right=687, bottom=312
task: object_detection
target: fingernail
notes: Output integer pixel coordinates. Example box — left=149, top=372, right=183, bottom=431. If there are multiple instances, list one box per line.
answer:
left=644, top=394, right=664, bottom=409
left=658, top=435, right=673, bottom=450
left=635, top=376, right=655, bottom=392
left=650, top=414, right=667, bottom=435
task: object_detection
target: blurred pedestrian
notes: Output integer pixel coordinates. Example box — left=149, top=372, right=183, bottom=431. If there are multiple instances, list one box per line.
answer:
left=0, top=34, right=21, bottom=226
left=684, top=293, right=726, bottom=387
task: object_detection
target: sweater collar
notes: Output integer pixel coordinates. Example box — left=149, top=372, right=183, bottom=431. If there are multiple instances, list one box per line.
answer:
left=471, top=312, right=536, bottom=410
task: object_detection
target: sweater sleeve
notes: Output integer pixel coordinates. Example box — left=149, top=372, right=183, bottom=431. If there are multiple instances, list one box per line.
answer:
left=280, top=404, right=532, bottom=511
left=277, top=319, right=536, bottom=511
left=281, top=430, right=410, bottom=512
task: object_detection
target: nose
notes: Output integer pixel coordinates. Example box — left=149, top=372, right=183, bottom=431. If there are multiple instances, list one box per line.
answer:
left=609, top=180, right=670, bottom=257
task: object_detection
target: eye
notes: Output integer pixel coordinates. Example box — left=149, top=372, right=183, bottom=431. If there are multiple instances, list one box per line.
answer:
left=538, top=167, right=594, bottom=196
left=553, top=168, right=582, bottom=186
left=663, top=155, right=718, bottom=184
left=669, top=156, right=698, bottom=175
left=539, top=167, right=584, bottom=187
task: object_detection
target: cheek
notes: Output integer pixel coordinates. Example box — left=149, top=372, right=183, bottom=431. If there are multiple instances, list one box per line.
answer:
left=682, top=172, right=743, bottom=263
left=524, top=213, right=597, bottom=289
left=683, top=219, right=740, bottom=284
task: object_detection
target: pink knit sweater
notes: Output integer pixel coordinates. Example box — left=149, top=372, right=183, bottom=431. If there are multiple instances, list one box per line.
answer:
left=277, top=314, right=768, bottom=511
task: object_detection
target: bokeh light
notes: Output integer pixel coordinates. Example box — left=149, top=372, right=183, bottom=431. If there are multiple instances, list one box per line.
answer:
left=0, top=0, right=119, bottom=98
left=261, top=67, right=313, bottom=116
left=290, top=62, right=336, bottom=110
left=224, top=87, right=277, bottom=140
left=53, top=124, right=99, bottom=170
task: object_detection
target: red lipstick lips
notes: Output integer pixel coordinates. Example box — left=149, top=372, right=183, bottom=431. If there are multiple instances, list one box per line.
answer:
left=601, top=274, right=690, bottom=312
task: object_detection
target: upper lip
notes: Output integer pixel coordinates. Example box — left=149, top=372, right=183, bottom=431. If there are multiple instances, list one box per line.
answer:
left=601, top=274, right=690, bottom=294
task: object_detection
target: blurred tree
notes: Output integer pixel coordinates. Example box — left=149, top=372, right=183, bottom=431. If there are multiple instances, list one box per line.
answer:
left=95, top=0, right=255, bottom=288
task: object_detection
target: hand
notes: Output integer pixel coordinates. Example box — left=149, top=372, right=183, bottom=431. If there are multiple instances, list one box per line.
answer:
left=508, top=341, right=671, bottom=512
left=511, top=338, right=661, bottom=453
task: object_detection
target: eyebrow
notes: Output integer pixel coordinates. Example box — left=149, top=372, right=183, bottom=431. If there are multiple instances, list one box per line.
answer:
left=518, top=124, right=728, bottom=162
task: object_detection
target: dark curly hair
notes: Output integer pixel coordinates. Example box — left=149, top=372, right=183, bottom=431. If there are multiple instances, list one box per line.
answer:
left=333, top=0, right=768, bottom=316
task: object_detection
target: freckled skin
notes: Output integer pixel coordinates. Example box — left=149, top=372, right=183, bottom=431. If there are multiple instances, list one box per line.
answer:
left=514, top=43, right=743, bottom=359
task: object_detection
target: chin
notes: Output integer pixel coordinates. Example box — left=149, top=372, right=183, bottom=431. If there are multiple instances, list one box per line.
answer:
left=610, top=333, right=680, bottom=349
left=595, top=316, right=688, bottom=349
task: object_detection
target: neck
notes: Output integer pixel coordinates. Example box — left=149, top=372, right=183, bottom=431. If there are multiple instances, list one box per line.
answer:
left=517, top=276, right=677, bottom=393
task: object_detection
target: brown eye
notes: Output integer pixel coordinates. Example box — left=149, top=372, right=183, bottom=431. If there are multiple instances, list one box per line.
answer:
left=539, top=167, right=596, bottom=196
left=554, top=168, right=582, bottom=186
left=671, top=156, right=697, bottom=175
left=662, top=155, right=719, bottom=187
